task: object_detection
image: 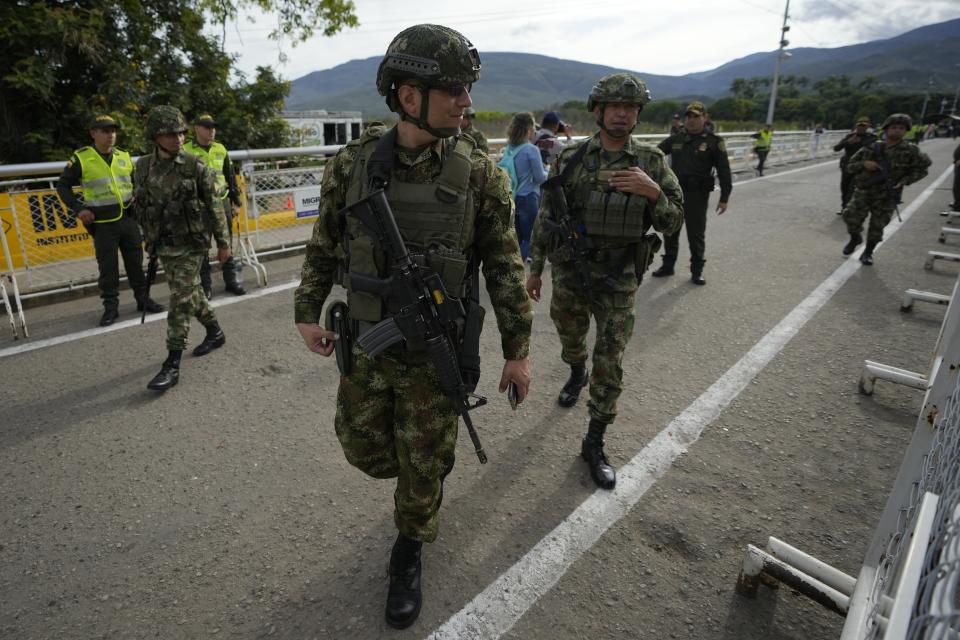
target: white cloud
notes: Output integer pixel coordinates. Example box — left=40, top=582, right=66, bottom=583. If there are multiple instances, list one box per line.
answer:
left=213, top=0, right=959, bottom=81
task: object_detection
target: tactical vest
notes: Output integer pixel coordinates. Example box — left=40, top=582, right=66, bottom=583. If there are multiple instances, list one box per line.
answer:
left=565, top=143, right=649, bottom=246
left=133, top=152, right=208, bottom=248
left=75, top=147, right=134, bottom=222
left=183, top=140, right=229, bottom=199
left=343, top=127, right=477, bottom=323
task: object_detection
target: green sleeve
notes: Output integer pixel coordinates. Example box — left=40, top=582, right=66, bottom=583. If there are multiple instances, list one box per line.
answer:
left=846, top=146, right=869, bottom=175
left=902, top=147, right=932, bottom=186
left=199, top=163, right=229, bottom=248
left=646, top=151, right=684, bottom=235
left=471, top=155, right=533, bottom=361
left=293, top=149, right=351, bottom=324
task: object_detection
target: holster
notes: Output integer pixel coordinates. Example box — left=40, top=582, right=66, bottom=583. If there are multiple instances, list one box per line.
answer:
left=635, top=233, right=663, bottom=283
left=459, top=298, right=485, bottom=393
left=324, top=300, right=352, bottom=376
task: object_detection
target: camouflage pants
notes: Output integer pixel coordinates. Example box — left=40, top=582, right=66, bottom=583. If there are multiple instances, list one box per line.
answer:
left=843, top=189, right=897, bottom=244
left=549, top=264, right=637, bottom=424
left=158, top=247, right=217, bottom=351
left=334, top=346, right=458, bottom=543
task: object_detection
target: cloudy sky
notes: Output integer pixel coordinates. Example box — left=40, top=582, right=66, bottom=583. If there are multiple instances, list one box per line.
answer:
left=214, top=0, right=959, bottom=81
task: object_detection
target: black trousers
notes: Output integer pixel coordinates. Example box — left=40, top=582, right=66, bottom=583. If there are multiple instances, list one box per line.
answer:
left=953, top=161, right=960, bottom=209
left=841, top=167, right=855, bottom=208
left=756, top=148, right=770, bottom=174
left=199, top=205, right=239, bottom=285
left=662, top=188, right=709, bottom=270
left=91, top=215, right=146, bottom=308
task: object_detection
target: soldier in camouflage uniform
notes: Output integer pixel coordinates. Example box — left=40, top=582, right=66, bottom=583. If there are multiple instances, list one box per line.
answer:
left=294, top=25, right=532, bottom=629
left=134, top=106, right=231, bottom=391
left=841, top=113, right=931, bottom=265
left=526, top=73, right=683, bottom=490
left=833, top=116, right=877, bottom=212
left=460, top=106, right=489, bottom=155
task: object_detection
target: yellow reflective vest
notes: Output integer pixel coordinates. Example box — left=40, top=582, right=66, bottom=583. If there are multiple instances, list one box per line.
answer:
left=755, top=129, right=773, bottom=150
left=183, top=140, right=229, bottom=199
left=75, top=146, right=134, bottom=222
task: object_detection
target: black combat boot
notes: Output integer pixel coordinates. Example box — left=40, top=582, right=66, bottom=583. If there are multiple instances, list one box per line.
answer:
left=581, top=419, right=616, bottom=489
left=842, top=232, right=863, bottom=256
left=691, top=260, right=706, bottom=286
left=147, top=350, right=181, bottom=391
left=136, top=297, right=165, bottom=313
left=385, top=533, right=422, bottom=629
left=98, top=305, right=119, bottom=327
left=651, top=260, right=675, bottom=278
left=859, top=241, right=877, bottom=265
left=558, top=363, right=589, bottom=408
left=222, top=258, right=246, bottom=296
left=192, top=322, right=225, bottom=357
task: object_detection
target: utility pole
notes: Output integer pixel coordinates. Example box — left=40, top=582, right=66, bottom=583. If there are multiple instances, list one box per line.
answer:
left=765, top=0, right=791, bottom=125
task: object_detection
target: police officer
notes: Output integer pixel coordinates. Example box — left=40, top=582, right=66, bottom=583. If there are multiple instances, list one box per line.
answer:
left=653, top=101, right=732, bottom=285
left=460, top=106, right=489, bottom=155
left=56, top=115, right=163, bottom=326
left=134, top=106, right=231, bottom=391
left=752, top=123, right=773, bottom=176
left=526, top=73, right=683, bottom=490
left=183, top=114, right=246, bottom=297
left=841, top=113, right=931, bottom=264
left=293, top=25, right=532, bottom=629
left=833, top=116, right=877, bottom=212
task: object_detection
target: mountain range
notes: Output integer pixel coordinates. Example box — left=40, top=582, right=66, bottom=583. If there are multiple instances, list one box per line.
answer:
left=286, top=17, right=960, bottom=115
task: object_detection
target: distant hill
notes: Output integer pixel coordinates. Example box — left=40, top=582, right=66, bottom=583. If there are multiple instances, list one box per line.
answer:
left=287, top=17, right=960, bottom=115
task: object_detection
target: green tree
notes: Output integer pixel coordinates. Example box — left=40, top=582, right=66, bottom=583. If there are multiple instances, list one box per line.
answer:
left=0, top=0, right=357, bottom=163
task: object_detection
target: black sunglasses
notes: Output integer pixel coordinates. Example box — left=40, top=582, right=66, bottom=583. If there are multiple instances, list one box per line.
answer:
left=432, top=83, right=472, bottom=98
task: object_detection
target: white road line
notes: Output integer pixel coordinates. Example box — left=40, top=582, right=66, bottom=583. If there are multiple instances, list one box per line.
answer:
left=0, top=279, right=300, bottom=359
left=428, top=165, right=955, bottom=640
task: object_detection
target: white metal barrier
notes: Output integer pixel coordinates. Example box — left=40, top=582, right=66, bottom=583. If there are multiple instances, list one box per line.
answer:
left=0, top=131, right=843, bottom=337
left=737, top=274, right=960, bottom=639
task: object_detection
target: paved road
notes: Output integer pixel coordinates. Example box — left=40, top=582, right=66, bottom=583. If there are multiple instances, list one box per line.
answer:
left=1, top=139, right=958, bottom=640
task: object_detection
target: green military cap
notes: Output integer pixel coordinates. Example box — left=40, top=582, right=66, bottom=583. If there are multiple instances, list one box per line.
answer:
left=855, top=116, right=871, bottom=126
left=685, top=101, right=706, bottom=116
left=194, top=114, right=218, bottom=127
left=89, top=114, right=121, bottom=130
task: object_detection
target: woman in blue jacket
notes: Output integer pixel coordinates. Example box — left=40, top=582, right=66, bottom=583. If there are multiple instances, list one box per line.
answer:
left=499, top=112, right=548, bottom=261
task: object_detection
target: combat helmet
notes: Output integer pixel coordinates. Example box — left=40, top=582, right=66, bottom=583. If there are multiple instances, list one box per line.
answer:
left=144, top=105, right=188, bottom=141
left=586, top=73, right=651, bottom=111
left=881, top=113, right=912, bottom=130
left=376, top=24, right=481, bottom=137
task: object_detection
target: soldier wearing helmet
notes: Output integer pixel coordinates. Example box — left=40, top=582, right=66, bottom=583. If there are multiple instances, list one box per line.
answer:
left=460, top=106, right=489, bottom=155
left=841, top=112, right=931, bottom=264
left=294, top=25, right=532, bottom=629
left=526, top=72, right=683, bottom=490
left=56, top=114, right=164, bottom=326
left=134, top=105, right=232, bottom=392
left=833, top=116, right=877, bottom=211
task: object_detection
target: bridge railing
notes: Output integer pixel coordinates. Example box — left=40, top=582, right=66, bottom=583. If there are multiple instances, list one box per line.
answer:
left=0, top=131, right=843, bottom=338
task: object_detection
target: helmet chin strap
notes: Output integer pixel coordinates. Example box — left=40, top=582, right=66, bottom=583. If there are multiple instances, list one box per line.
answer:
left=397, top=88, right=460, bottom=139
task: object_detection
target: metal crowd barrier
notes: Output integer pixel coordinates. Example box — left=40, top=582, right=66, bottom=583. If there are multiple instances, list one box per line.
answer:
left=0, top=132, right=842, bottom=338
left=737, top=274, right=960, bottom=639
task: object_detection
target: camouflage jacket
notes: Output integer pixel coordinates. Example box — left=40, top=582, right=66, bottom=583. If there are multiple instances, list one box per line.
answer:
left=133, top=148, right=229, bottom=250
left=463, top=126, right=489, bottom=155
left=847, top=140, right=931, bottom=193
left=294, top=133, right=533, bottom=361
left=529, top=132, right=684, bottom=279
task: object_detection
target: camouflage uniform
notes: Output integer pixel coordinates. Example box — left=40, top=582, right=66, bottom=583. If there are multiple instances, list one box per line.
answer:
left=461, top=109, right=489, bottom=155
left=134, top=109, right=229, bottom=353
left=843, top=132, right=931, bottom=245
left=295, top=28, right=529, bottom=545
left=530, top=133, right=682, bottom=424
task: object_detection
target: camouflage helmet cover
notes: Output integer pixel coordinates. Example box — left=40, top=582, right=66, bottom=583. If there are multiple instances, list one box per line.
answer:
left=882, top=113, right=912, bottom=130
left=587, top=73, right=652, bottom=111
left=144, top=105, right=188, bottom=140
left=376, top=24, right=481, bottom=110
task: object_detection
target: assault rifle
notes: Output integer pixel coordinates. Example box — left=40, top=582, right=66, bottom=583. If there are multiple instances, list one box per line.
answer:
left=141, top=254, right=158, bottom=324
left=866, top=142, right=903, bottom=222
left=340, top=189, right=489, bottom=464
left=541, top=174, right=596, bottom=308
